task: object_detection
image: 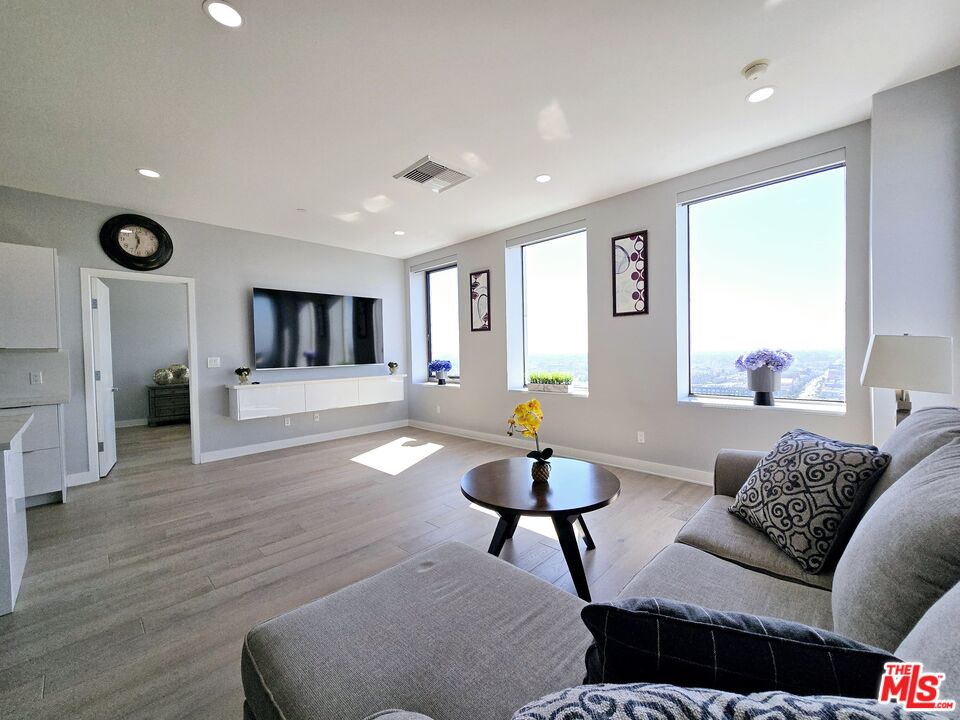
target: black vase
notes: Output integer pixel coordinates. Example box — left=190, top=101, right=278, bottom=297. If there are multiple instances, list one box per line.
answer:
left=753, top=391, right=774, bottom=406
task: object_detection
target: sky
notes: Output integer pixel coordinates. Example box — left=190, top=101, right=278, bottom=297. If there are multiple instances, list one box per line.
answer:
left=523, top=231, right=589, bottom=356
left=689, top=166, right=846, bottom=354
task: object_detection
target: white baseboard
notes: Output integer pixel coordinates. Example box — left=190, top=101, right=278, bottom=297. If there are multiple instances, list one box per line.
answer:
left=408, top=419, right=713, bottom=486
left=115, top=418, right=148, bottom=428
left=66, top=470, right=99, bottom=488
left=198, top=420, right=410, bottom=463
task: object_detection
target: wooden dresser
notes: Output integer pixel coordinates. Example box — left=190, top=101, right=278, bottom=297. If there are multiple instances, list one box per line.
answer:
left=148, top=384, right=190, bottom=426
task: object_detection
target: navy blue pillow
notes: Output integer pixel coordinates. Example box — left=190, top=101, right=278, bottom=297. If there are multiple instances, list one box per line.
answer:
left=582, top=598, right=897, bottom=698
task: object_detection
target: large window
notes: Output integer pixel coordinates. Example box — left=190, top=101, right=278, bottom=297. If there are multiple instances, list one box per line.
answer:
left=522, top=231, right=588, bottom=387
left=426, top=265, right=460, bottom=378
left=687, top=166, right=846, bottom=402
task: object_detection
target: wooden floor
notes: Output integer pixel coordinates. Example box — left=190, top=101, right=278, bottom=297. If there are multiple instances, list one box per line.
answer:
left=0, top=424, right=709, bottom=720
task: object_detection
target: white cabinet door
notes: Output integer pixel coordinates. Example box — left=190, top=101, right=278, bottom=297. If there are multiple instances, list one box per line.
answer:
left=0, top=243, right=58, bottom=349
left=304, top=380, right=359, bottom=411
left=358, top=377, right=405, bottom=405
left=236, top=385, right=305, bottom=420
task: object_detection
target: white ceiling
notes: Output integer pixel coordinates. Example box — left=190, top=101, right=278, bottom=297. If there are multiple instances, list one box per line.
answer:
left=2, top=1, right=959, bottom=259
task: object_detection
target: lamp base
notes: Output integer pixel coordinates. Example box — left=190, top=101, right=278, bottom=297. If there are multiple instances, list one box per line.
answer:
left=895, top=389, right=912, bottom=425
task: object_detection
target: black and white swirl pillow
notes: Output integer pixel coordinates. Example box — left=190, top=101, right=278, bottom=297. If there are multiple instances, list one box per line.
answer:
left=729, top=429, right=890, bottom=573
left=512, top=683, right=936, bottom=719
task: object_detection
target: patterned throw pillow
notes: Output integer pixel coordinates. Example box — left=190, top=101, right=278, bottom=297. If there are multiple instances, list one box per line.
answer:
left=513, top=683, right=937, bottom=720
left=581, top=598, right=896, bottom=698
left=729, top=429, right=890, bottom=573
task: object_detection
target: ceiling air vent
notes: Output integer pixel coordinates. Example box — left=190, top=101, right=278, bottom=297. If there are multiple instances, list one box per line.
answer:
left=393, top=156, right=471, bottom=193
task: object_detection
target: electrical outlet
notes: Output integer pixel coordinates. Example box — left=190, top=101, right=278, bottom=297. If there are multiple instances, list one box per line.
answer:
left=284, top=417, right=292, bottom=427
left=313, top=413, right=320, bottom=422
left=636, top=431, right=645, bottom=444
left=436, top=405, right=441, bottom=414
left=207, top=357, right=221, bottom=368
left=29, top=371, right=43, bottom=385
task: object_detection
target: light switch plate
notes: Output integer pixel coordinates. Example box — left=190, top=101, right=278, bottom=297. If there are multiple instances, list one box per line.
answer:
left=207, top=357, right=221, bottom=368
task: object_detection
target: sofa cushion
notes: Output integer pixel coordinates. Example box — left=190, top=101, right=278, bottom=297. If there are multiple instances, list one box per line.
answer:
left=867, top=406, right=960, bottom=511
left=833, top=441, right=960, bottom=652
left=729, top=429, right=889, bottom=574
left=896, top=581, right=960, bottom=704
left=677, top=495, right=833, bottom=590
left=581, top=597, right=895, bottom=697
left=242, top=542, right=590, bottom=720
left=617, top=543, right=833, bottom=630
left=512, top=683, right=939, bottom=720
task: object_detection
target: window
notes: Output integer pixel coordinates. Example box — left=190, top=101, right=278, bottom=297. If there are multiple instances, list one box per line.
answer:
left=522, top=231, right=588, bottom=387
left=426, top=265, right=460, bottom=378
left=686, top=166, right=846, bottom=402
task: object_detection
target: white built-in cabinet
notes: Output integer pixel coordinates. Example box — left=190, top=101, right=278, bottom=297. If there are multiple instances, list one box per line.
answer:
left=0, top=242, right=67, bottom=505
left=228, top=375, right=406, bottom=421
left=0, top=243, right=59, bottom=349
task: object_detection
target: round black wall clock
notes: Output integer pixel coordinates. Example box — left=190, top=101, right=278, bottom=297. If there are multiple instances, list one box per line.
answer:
left=99, top=214, right=173, bottom=271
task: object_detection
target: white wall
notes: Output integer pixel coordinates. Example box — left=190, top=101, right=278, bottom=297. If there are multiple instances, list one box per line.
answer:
left=0, top=186, right=408, bottom=476
left=103, top=279, right=189, bottom=423
left=869, top=66, right=960, bottom=443
left=405, top=123, right=874, bottom=476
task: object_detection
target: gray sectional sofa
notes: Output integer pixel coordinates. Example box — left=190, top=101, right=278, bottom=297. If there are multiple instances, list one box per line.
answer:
left=241, top=407, right=960, bottom=720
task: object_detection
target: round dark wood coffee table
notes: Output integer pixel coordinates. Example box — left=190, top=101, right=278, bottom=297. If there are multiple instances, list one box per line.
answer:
left=460, top=456, right=621, bottom=601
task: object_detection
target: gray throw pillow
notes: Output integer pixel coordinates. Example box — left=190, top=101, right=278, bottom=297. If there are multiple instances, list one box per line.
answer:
left=729, top=429, right=890, bottom=574
left=513, top=683, right=938, bottom=719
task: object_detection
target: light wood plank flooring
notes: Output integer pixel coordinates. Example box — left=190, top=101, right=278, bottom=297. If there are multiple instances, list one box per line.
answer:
left=0, top=424, right=709, bottom=720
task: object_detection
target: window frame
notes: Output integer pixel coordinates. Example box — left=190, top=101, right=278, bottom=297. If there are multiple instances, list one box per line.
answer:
left=519, top=229, right=589, bottom=389
left=425, top=264, right=460, bottom=381
left=683, top=163, right=847, bottom=404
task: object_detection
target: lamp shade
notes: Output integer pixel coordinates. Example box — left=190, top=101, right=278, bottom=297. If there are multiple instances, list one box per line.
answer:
left=860, top=334, right=954, bottom=393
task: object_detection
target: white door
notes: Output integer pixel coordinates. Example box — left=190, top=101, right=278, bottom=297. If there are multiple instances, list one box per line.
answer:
left=91, top=279, right=117, bottom=477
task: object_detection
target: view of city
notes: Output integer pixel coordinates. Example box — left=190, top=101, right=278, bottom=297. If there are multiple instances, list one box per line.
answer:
left=690, top=350, right=846, bottom=402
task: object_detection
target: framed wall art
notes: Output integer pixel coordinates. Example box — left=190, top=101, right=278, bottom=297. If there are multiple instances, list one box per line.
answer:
left=612, top=230, right=648, bottom=316
left=469, top=269, right=491, bottom=331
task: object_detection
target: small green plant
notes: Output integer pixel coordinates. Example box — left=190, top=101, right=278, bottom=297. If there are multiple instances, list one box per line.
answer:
left=528, top=372, right=573, bottom=385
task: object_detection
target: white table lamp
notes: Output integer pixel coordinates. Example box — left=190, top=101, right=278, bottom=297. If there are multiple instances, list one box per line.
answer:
left=861, top=334, right=954, bottom=425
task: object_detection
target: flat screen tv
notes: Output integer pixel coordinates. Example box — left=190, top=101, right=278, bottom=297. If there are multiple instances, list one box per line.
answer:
left=252, top=287, right=384, bottom=369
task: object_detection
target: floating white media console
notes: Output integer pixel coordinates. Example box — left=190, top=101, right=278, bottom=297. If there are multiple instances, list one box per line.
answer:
left=227, top=375, right=406, bottom=421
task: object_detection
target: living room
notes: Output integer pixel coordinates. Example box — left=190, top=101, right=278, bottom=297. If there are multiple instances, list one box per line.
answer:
left=0, top=2, right=958, bottom=719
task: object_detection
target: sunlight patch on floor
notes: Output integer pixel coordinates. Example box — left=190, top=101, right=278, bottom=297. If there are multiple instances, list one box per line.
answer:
left=350, top=437, right=443, bottom=476
left=469, top=503, right=559, bottom=541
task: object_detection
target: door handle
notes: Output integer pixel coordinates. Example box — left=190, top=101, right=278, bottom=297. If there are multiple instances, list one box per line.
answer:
left=111, top=387, right=119, bottom=392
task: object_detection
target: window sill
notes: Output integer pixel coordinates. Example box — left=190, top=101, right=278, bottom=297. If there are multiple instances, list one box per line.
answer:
left=679, top=395, right=845, bottom=415
left=509, top=386, right=589, bottom=399
left=415, top=381, right=460, bottom=389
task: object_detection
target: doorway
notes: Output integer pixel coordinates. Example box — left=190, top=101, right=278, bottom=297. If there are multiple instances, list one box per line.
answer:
left=80, top=269, right=200, bottom=480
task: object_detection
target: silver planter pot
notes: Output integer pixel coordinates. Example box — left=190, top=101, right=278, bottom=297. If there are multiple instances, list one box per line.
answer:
left=746, top=367, right=781, bottom=406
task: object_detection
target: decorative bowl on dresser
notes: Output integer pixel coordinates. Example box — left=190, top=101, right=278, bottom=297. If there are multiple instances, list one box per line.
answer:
left=148, top=383, right=190, bottom=426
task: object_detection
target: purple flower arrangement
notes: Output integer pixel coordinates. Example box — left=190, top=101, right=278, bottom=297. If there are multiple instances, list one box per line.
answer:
left=735, top=348, right=794, bottom=373
left=428, top=359, right=452, bottom=373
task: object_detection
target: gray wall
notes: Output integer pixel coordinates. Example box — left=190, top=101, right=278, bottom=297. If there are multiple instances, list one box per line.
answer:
left=405, top=123, right=874, bottom=473
left=0, top=186, right=408, bottom=475
left=870, top=66, right=960, bottom=443
left=103, top=279, right=188, bottom=423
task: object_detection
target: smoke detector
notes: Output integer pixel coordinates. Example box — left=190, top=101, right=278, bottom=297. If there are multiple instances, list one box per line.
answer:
left=394, top=156, right=471, bottom=193
left=741, top=60, right=770, bottom=81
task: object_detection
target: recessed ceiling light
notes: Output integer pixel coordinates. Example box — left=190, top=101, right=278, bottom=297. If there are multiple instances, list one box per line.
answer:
left=746, top=86, right=775, bottom=103
left=203, top=0, right=243, bottom=28
left=535, top=174, right=552, bottom=183
left=137, top=168, right=160, bottom=178
left=393, top=230, right=406, bottom=236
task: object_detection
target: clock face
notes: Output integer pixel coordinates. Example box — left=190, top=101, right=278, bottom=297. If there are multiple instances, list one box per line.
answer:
left=118, top=226, right=160, bottom=257
left=99, top=214, right=173, bottom=271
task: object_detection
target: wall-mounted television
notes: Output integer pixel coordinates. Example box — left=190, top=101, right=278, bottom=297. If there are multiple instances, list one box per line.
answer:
left=252, top=287, right=383, bottom=369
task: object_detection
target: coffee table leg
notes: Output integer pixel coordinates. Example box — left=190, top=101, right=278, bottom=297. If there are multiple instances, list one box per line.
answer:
left=552, top=514, right=591, bottom=602
left=488, top=513, right=520, bottom=556
left=577, top=515, right=596, bottom=550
